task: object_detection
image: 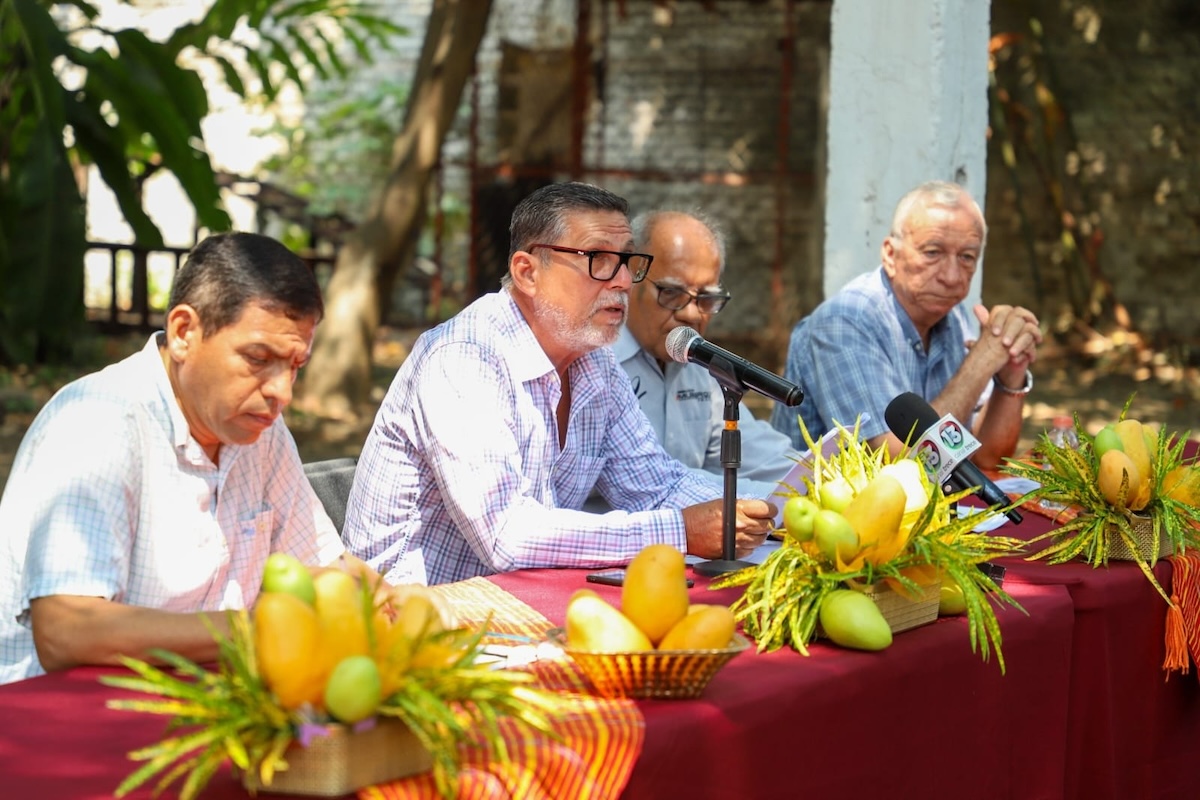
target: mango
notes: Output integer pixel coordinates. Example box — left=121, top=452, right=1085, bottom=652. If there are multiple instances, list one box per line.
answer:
left=938, top=571, right=968, bottom=616
left=813, top=509, right=860, bottom=564
left=878, top=459, right=930, bottom=516
left=819, top=589, right=893, bottom=651
left=254, top=592, right=326, bottom=709
left=622, top=544, right=690, bottom=644
left=658, top=604, right=737, bottom=650
left=1097, top=449, right=1142, bottom=509
left=565, top=590, right=653, bottom=652
left=1093, top=425, right=1124, bottom=458
left=782, top=496, right=820, bottom=542
left=818, top=476, right=855, bottom=513
left=313, top=570, right=371, bottom=672
left=841, top=473, right=907, bottom=550
left=1113, top=419, right=1152, bottom=508
left=324, top=655, right=382, bottom=724
left=1163, top=466, right=1200, bottom=508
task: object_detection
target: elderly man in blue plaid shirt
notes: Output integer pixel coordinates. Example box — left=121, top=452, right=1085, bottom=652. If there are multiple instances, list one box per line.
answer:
left=771, top=181, right=1042, bottom=472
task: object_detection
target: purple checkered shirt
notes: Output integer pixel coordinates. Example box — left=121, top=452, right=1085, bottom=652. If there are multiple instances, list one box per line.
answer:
left=342, top=291, right=719, bottom=585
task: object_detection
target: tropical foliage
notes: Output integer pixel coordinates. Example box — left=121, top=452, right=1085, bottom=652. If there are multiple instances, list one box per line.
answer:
left=0, top=0, right=402, bottom=364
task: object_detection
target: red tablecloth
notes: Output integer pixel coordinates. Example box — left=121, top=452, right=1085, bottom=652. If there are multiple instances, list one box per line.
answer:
left=491, top=568, right=1075, bottom=800
left=993, top=509, right=1200, bottom=800
left=0, top=572, right=1075, bottom=800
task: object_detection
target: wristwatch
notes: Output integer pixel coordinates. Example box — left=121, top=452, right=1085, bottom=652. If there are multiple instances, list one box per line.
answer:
left=993, top=369, right=1034, bottom=397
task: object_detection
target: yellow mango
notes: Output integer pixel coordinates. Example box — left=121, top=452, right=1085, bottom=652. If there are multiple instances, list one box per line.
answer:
left=1098, top=449, right=1142, bottom=509
left=658, top=604, right=737, bottom=650
left=877, top=459, right=930, bottom=516
left=1113, top=419, right=1152, bottom=503
left=313, top=570, right=371, bottom=670
left=254, top=592, right=326, bottom=709
left=841, top=473, right=907, bottom=549
left=565, top=590, right=653, bottom=652
left=1163, top=466, right=1200, bottom=508
left=621, top=544, right=690, bottom=644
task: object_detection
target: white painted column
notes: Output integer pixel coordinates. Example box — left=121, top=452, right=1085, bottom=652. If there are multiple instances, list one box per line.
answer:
left=823, top=0, right=991, bottom=308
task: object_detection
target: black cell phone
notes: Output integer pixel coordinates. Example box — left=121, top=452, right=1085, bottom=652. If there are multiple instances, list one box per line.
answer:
left=586, top=569, right=694, bottom=588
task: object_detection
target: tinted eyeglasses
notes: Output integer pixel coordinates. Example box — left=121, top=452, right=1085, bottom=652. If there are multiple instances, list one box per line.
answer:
left=651, top=281, right=731, bottom=315
left=529, top=243, right=653, bottom=283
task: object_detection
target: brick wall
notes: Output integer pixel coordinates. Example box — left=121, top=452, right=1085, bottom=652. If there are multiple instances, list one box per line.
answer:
left=337, top=0, right=1199, bottom=362
left=984, top=0, right=1200, bottom=349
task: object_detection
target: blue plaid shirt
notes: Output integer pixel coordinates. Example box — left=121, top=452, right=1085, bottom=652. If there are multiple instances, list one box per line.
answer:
left=770, top=267, right=982, bottom=448
left=342, top=291, right=718, bottom=586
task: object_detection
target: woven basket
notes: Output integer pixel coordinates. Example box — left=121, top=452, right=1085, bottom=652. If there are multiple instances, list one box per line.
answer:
left=1106, top=512, right=1174, bottom=562
left=845, top=579, right=940, bottom=634
left=547, top=628, right=748, bottom=700
left=243, top=718, right=432, bottom=796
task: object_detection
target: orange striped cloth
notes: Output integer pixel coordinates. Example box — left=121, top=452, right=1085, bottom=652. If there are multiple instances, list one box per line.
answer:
left=1163, top=550, right=1200, bottom=680
left=359, top=578, right=645, bottom=800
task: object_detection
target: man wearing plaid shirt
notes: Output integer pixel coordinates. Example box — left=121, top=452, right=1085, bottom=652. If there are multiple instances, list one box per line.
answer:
left=0, top=233, right=351, bottom=684
left=343, top=183, right=777, bottom=586
left=771, top=181, right=1042, bottom=472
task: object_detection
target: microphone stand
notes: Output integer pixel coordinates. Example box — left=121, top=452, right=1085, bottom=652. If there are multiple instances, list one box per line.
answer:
left=693, top=355, right=755, bottom=577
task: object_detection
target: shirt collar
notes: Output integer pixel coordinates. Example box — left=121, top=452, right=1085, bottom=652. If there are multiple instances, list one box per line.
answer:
left=145, top=330, right=236, bottom=465
left=612, top=324, right=642, bottom=363
left=498, top=290, right=559, bottom=384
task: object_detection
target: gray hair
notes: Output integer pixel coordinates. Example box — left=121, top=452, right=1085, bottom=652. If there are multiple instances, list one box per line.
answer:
left=630, top=208, right=728, bottom=276
left=889, top=180, right=988, bottom=246
left=508, top=182, right=630, bottom=262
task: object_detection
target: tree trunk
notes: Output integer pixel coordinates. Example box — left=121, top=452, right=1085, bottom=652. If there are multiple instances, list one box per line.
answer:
left=299, top=0, right=494, bottom=417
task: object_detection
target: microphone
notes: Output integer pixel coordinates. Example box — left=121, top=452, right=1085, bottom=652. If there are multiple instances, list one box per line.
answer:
left=665, top=327, right=803, bottom=407
left=884, top=392, right=1022, bottom=524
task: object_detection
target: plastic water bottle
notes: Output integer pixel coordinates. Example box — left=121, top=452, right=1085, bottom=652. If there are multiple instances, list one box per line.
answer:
left=1041, top=415, right=1078, bottom=511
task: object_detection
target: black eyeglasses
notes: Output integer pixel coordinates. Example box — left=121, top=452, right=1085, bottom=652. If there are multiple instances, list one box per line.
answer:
left=528, top=243, right=653, bottom=283
left=651, top=280, right=731, bottom=315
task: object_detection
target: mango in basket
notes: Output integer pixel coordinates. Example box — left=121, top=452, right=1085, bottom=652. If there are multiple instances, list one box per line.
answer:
left=254, top=592, right=327, bottom=709
left=566, top=589, right=653, bottom=652
left=324, top=655, right=382, bottom=724
left=622, top=544, right=690, bottom=644
left=313, top=570, right=371, bottom=667
left=1164, top=465, right=1200, bottom=507
left=819, top=589, right=892, bottom=651
left=1098, top=449, right=1149, bottom=511
left=658, top=605, right=736, bottom=650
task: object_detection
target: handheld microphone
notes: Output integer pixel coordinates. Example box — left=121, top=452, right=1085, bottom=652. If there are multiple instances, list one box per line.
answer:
left=665, top=327, right=804, bottom=407
left=884, top=392, right=1022, bottom=524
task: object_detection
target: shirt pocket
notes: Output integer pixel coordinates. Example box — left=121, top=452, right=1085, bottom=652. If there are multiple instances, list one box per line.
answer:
left=241, top=506, right=275, bottom=541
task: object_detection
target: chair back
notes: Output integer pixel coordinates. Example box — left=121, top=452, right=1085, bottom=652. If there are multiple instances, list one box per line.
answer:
left=303, top=457, right=358, bottom=535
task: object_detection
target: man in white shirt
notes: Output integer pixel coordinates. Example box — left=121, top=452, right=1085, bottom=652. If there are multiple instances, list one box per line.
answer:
left=343, top=184, right=778, bottom=585
left=0, top=232, right=350, bottom=684
left=618, top=210, right=800, bottom=502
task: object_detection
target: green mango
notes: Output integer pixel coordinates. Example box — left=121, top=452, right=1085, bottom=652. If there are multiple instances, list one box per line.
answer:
left=1093, top=425, right=1124, bottom=458
left=819, top=589, right=893, bottom=651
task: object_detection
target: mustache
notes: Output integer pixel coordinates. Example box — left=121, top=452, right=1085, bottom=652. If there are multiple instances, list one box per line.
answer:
left=593, top=292, right=628, bottom=313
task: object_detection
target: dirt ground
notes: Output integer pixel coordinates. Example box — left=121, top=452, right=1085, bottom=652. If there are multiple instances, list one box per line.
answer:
left=3, top=326, right=1199, bottom=496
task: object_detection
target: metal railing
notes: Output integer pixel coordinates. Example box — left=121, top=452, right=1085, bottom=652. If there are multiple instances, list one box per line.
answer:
left=85, top=241, right=336, bottom=332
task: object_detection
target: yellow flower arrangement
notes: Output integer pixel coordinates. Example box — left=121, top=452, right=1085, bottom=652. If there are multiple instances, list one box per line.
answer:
left=714, top=419, right=1026, bottom=671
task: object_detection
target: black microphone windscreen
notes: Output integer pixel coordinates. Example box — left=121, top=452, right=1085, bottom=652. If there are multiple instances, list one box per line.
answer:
left=665, top=326, right=701, bottom=365
left=884, top=392, right=941, bottom=445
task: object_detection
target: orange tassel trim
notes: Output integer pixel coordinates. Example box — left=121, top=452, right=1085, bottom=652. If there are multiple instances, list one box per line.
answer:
left=1163, top=549, right=1200, bottom=681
